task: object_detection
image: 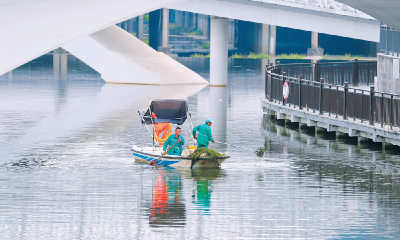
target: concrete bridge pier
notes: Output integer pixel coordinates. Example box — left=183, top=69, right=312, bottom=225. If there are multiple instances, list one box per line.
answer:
left=210, top=86, right=228, bottom=151
left=261, top=24, right=269, bottom=54
left=137, top=15, right=144, bottom=40
left=8, top=70, right=12, bottom=83
left=269, top=25, right=276, bottom=57
left=210, top=17, right=228, bottom=86
left=308, top=32, right=323, bottom=56
left=53, top=48, right=68, bottom=81
left=312, top=32, right=318, bottom=49
left=161, top=8, right=169, bottom=48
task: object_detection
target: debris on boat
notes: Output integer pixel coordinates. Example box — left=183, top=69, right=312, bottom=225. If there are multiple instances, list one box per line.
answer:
left=189, top=148, right=225, bottom=160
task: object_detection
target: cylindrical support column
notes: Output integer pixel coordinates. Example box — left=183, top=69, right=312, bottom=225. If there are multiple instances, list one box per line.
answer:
left=60, top=49, right=68, bottom=81
left=137, top=15, right=144, bottom=40
left=261, top=24, right=269, bottom=54
left=53, top=47, right=61, bottom=81
left=209, top=87, right=227, bottom=151
left=210, top=17, right=228, bottom=86
left=312, top=32, right=318, bottom=48
left=127, top=18, right=134, bottom=33
left=269, top=25, right=276, bottom=57
left=8, top=70, right=12, bottom=83
left=162, top=8, right=169, bottom=48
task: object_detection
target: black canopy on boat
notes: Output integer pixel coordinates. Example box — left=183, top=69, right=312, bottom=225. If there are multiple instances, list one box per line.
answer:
left=138, top=99, right=188, bottom=125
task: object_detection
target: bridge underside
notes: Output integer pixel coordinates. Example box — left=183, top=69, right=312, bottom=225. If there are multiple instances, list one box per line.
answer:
left=168, top=0, right=380, bottom=42
left=338, top=0, right=400, bottom=33
left=63, top=25, right=207, bottom=85
left=0, top=0, right=383, bottom=85
left=0, top=0, right=208, bottom=85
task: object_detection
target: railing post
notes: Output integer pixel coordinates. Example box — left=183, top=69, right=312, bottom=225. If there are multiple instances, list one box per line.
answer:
left=265, top=65, right=268, bottom=98
left=328, top=85, right=331, bottom=116
left=314, top=60, right=320, bottom=81
left=269, top=63, right=274, bottom=102
left=299, top=75, right=303, bottom=110
left=282, top=72, right=286, bottom=106
left=361, top=90, right=364, bottom=123
left=390, top=94, right=393, bottom=128
left=277, top=61, right=281, bottom=75
left=370, top=86, right=374, bottom=125
left=343, top=82, right=348, bottom=120
left=353, top=58, right=359, bottom=86
left=319, top=78, right=324, bottom=115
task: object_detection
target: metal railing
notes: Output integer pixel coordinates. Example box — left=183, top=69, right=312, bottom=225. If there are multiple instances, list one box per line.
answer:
left=265, top=63, right=400, bottom=128
left=277, top=60, right=377, bottom=86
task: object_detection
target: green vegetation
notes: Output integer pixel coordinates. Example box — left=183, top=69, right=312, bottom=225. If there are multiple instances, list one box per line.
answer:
left=189, top=147, right=224, bottom=161
left=276, top=53, right=306, bottom=59
left=144, top=14, right=149, bottom=22
left=169, top=24, right=203, bottom=36
left=169, top=24, right=188, bottom=35
left=248, top=52, right=270, bottom=59
left=232, top=53, right=245, bottom=59
left=142, top=39, right=149, bottom=45
left=131, top=32, right=136, bottom=37
left=322, top=54, right=366, bottom=60
left=190, top=53, right=210, bottom=58
left=189, top=29, right=203, bottom=36
left=202, top=42, right=210, bottom=49
left=256, top=147, right=265, bottom=157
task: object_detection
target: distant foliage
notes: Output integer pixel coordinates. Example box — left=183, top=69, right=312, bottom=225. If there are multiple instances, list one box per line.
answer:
left=322, top=54, right=368, bottom=60
left=247, top=53, right=270, bottom=59
left=190, top=53, right=210, bottom=58
left=189, top=29, right=203, bottom=36
left=142, top=39, right=149, bottom=45
left=277, top=53, right=306, bottom=59
left=202, top=42, right=210, bottom=49
left=232, top=53, right=245, bottom=59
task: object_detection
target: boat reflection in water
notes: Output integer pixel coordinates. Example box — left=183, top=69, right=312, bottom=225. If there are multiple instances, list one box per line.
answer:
left=148, top=168, right=226, bottom=227
left=190, top=168, right=226, bottom=214
left=149, top=170, right=185, bottom=227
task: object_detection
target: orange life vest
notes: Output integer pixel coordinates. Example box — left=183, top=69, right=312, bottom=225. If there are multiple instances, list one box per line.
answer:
left=153, top=123, right=172, bottom=145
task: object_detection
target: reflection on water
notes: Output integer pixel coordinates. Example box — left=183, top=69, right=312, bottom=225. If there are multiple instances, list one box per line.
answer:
left=1, top=55, right=400, bottom=239
left=149, top=170, right=185, bottom=227
left=191, top=168, right=225, bottom=214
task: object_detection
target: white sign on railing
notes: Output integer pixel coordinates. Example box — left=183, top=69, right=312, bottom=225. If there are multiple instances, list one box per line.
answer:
left=393, top=59, right=399, bottom=79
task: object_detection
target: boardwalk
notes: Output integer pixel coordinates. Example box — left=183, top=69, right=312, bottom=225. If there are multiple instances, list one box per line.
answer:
left=261, top=61, right=400, bottom=148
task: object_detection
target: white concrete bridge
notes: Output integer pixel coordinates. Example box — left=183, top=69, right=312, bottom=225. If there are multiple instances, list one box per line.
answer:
left=0, top=0, right=384, bottom=86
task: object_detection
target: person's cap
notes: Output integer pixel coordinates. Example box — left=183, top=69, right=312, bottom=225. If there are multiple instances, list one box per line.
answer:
left=205, top=118, right=214, bottom=123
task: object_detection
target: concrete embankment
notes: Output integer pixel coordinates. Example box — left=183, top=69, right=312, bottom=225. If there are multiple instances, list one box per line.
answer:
left=261, top=94, right=400, bottom=148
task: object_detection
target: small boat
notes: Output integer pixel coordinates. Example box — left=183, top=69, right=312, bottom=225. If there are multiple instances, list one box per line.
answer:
left=132, top=99, right=230, bottom=168
left=131, top=146, right=229, bottom=168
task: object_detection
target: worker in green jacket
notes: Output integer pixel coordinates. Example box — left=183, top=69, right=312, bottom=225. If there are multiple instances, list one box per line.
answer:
left=192, top=118, right=215, bottom=149
left=163, top=127, right=185, bottom=156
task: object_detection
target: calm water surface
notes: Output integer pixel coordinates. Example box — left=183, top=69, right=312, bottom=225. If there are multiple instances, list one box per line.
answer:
left=1, top=55, right=400, bottom=239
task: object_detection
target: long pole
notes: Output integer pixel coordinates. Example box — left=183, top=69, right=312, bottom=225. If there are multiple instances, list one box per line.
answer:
left=149, top=138, right=180, bottom=165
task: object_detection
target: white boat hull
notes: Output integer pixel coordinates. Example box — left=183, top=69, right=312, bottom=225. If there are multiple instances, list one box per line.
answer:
left=131, top=145, right=228, bottom=168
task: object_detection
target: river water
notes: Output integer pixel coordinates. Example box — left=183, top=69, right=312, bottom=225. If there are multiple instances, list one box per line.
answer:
left=1, top=55, right=400, bottom=239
